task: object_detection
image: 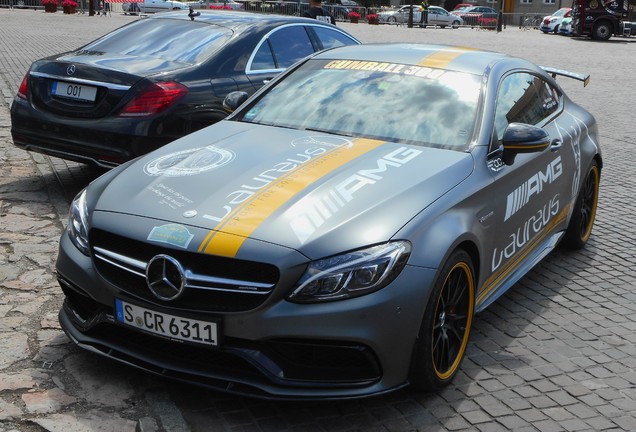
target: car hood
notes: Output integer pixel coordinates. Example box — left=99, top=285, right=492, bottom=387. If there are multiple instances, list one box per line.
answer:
left=92, top=121, right=474, bottom=259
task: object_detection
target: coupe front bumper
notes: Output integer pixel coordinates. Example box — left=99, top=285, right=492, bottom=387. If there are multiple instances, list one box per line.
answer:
left=56, top=232, right=438, bottom=399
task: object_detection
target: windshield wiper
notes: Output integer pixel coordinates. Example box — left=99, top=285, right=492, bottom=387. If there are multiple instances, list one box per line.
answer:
left=302, top=127, right=355, bottom=138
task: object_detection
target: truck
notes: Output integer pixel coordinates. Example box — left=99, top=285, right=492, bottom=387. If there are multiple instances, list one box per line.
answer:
left=571, top=0, right=634, bottom=40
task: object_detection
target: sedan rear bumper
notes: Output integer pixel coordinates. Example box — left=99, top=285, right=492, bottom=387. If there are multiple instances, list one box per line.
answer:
left=11, top=99, right=177, bottom=168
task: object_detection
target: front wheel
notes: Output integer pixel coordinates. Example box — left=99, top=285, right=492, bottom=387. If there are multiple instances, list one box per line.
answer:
left=410, top=249, right=475, bottom=391
left=388, top=16, right=396, bottom=23
left=561, top=160, right=600, bottom=249
left=592, top=21, right=612, bottom=40
left=452, top=20, right=460, bottom=28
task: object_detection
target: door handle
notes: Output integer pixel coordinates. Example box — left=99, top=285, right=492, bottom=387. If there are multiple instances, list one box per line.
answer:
left=550, top=139, right=562, bottom=151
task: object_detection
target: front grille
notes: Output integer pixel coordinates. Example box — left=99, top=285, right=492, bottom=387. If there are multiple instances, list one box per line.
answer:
left=90, top=229, right=280, bottom=312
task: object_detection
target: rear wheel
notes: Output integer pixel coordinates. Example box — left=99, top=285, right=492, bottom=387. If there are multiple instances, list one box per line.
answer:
left=592, top=21, right=612, bottom=40
left=553, top=24, right=559, bottom=33
left=411, top=249, right=475, bottom=391
left=388, top=16, right=396, bottom=23
left=561, top=160, right=600, bottom=249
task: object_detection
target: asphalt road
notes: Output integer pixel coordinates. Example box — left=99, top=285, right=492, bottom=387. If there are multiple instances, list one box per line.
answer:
left=1, top=9, right=635, bottom=432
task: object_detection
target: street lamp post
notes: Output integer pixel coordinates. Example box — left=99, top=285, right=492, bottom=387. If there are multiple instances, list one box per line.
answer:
left=497, top=0, right=504, bottom=31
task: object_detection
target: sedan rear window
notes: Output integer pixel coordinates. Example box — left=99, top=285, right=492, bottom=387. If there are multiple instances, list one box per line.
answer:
left=81, top=19, right=232, bottom=64
left=239, top=59, right=481, bottom=151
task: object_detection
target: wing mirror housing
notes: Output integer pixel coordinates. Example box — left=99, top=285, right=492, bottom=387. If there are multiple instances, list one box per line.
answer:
left=501, top=122, right=550, bottom=165
left=222, top=91, right=249, bottom=113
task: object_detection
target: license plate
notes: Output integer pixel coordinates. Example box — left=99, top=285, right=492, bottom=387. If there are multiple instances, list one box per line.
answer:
left=52, top=80, right=97, bottom=102
left=115, top=299, right=219, bottom=347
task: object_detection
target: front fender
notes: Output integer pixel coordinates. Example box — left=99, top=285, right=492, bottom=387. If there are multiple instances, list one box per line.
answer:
left=400, top=207, right=483, bottom=274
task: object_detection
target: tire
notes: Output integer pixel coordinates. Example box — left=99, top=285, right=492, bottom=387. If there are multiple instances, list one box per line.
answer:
left=553, top=24, right=559, bottom=34
left=388, top=16, right=396, bottom=23
left=592, top=21, right=612, bottom=40
left=561, top=160, right=600, bottom=249
left=410, top=249, right=475, bottom=391
left=452, top=20, right=460, bottom=28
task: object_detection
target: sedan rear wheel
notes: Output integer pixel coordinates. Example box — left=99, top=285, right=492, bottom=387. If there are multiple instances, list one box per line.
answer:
left=561, top=160, right=600, bottom=249
left=411, top=249, right=475, bottom=390
left=388, top=16, right=396, bottom=23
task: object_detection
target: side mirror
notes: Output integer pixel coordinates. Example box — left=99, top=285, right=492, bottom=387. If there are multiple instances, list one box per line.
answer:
left=222, top=91, right=249, bottom=113
left=501, top=122, right=550, bottom=165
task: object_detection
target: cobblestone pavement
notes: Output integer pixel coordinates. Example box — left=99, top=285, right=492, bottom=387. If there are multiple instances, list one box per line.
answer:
left=0, top=9, right=635, bottom=432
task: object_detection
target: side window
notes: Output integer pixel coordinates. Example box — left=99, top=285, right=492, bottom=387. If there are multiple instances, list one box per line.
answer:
left=313, top=27, right=357, bottom=49
left=268, top=26, right=315, bottom=69
left=494, top=72, right=560, bottom=145
left=251, top=40, right=276, bottom=71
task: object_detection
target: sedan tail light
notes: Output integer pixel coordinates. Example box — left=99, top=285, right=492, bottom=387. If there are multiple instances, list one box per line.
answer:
left=118, top=81, right=188, bottom=117
left=16, top=74, right=28, bottom=100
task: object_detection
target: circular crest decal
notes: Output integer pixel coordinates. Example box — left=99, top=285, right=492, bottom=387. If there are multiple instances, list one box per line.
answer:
left=144, top=145, right=235, bottom=177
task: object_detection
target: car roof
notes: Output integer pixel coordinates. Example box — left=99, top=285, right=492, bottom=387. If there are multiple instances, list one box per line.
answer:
left=313, top=43, right=511, bottom=76
left=149, top=10, right=334, bottom=29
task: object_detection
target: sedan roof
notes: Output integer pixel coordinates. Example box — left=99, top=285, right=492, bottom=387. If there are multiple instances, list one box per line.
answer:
left=151, top=9, right=335, bottom=28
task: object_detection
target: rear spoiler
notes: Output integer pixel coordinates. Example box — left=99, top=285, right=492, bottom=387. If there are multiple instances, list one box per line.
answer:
left=541, top=66, right=590, bottom=87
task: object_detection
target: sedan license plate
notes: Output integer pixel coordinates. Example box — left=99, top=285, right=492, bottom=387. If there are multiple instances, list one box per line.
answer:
left=51, top=80, right=97, bottom=102
left=115, top=299, right=219, bottom=347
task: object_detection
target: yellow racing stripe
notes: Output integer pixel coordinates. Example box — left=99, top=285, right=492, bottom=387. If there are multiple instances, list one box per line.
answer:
left=199, top=138, right=385, bottom=257
left=418, top=47, right=476, bottom=69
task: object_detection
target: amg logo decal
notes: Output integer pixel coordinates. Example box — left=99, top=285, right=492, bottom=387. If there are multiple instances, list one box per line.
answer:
left=504, top=156, right=562, bottom=221
left=290, top=147, right=422, bottom=243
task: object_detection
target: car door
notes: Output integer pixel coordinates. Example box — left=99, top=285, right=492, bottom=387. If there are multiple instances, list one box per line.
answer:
left=428, top=7, right=444, bottom=25
left=246, top=25, right=319, bottom=90
left=141, top=0, right=163, bottom=12
left=401, top=6, right=420, bottom=22
left=480, top=71, right=577, bottom=304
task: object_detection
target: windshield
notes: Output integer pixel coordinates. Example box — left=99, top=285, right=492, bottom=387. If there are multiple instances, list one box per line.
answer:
left=237, top=59, right=482, bottom=151
left=81, top=19, right=232, bottom=64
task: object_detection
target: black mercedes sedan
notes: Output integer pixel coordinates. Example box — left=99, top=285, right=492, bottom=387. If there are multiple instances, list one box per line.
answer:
left=10, top=11, right=359, bottom=168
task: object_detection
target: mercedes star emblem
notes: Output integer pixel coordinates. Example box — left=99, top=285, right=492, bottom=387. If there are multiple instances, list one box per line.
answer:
left=66, top=64, right=76, bottom=76
left=146, top=255, right=186, bottom=301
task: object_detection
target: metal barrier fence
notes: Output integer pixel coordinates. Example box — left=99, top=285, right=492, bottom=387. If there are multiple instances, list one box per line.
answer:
left=0, top=0, right=125, bottom=12
left=239, top=0, right=368, bottom=21
left=0, top=0, right=41, bottom=8
left=0, top=0, right=548, bottom=29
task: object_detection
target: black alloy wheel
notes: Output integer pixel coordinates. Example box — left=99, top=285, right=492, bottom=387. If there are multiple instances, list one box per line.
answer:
left=411, top=249, right=475, bottom=390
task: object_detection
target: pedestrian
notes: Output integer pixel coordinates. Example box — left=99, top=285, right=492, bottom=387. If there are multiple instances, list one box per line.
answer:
left=302, top=0, right=336, bottom=25
left=419, top=0, right=429, bottom=27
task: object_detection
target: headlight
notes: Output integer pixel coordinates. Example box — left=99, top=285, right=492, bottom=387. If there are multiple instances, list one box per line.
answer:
left=288, top=241, right=411, bottom=303
left=67, top=189, right=90, bottom=256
